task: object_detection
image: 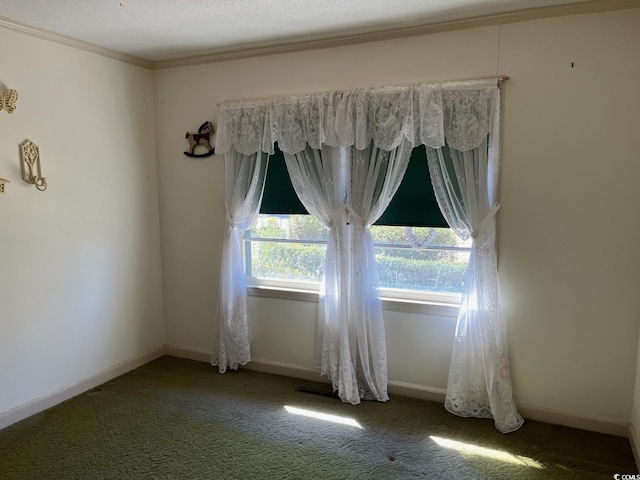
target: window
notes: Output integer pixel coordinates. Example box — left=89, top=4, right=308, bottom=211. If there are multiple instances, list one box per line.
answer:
left=245, top=144, right=471, bottom=304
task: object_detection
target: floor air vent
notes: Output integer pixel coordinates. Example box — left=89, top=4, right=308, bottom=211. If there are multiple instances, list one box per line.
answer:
left=295, top=386, right=340, bottom=399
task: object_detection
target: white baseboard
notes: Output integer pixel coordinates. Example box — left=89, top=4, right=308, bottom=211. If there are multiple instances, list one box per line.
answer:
left=245, top=357, right=328, bottom=383
left=515, top=403, right=629, bottom=437
left=4, top=343, right=630, bottom=439
left=165, top=344, right=211, bottom=363
left=387, top=380, right=447, bottom=403
left=629, top=423, right=640, bottom=470
left=0, top=346, right=166, bottom=431
left=166, top=345, right=632, bottom=437
left=165, top=344, right=329, bottom=382
left=221, top=355, right=449, bottom=404
left=242, top=357, right=627, bottom=435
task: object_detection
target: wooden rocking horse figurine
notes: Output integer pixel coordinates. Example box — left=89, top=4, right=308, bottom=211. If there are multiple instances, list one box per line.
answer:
left=184, top=121, right=215, bottom=158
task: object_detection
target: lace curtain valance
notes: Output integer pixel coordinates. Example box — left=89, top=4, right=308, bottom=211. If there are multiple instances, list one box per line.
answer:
left=213, top=76, right=522, bottom=433
left=216, top=80, right=498, bottom=156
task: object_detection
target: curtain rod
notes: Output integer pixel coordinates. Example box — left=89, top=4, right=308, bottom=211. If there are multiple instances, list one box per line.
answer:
left=450, top=74, right=510, bottom=83
left=217, top=75, right=510, bottom=107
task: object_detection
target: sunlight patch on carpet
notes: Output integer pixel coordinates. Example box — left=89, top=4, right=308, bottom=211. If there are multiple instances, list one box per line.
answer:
left=284, top=405, right=363, bottom=429
left=429, top=436, right=544, bottom=469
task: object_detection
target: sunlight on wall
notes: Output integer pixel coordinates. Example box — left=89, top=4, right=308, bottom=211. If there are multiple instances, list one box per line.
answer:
left=284, top=405, right=363, bottom=429
left=429, top=436, right=544, bottom=469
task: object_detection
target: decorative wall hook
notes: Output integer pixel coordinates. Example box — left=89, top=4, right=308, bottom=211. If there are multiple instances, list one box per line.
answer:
left=20, top=140, right=47, bottom=191
left=0, top=178, right=10, bottom=193
left=184, top=121, right=215, bottom=158
left=0, top=88, right=18, bottom=114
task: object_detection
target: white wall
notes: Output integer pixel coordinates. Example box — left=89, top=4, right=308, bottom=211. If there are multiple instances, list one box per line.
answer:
left=498, top=11, right=640, bottom=422
left=0, top=28, right=165, bottom=416
left=154, top=8, right=640, bottom=425
left=154, top=25, right=498, bottom=390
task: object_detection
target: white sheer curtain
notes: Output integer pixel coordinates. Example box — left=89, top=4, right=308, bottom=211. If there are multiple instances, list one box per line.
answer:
left=212, top=149, right=269, bottom=373
left=215, top=80, right=522, bottom=431
left=425, top=87, right=523, bottom=433
left=283, top=139, right=411, bottom=403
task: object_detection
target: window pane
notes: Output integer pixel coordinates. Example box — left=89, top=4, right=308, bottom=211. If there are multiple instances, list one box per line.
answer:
left=249, top=215, right=328, bottom=241
left=247, top=215, right=326, bottom=282
left=247, top=239, right=326, bottom=282
left=369, top=226, right=471, bottom=249
left=375, top=246, right=469, bottom=294
left=246, top=216, right=470, bottom=295
left=370, top=226, right=469, bottom=294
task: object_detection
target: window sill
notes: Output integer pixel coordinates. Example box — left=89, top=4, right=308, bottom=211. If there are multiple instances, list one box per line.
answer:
left=247, top=285, right=460, bottom=317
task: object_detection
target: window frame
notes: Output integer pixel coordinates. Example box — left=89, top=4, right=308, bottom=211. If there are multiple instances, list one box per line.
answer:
left=243, top=225, right=467, bottom=316
left=249, top=142, right=469, bottom=316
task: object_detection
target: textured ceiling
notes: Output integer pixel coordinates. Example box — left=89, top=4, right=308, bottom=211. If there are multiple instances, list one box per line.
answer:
left=0, top=0, right=594, bottom=62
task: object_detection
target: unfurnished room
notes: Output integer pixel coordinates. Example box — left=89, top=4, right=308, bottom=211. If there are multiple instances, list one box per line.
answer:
left=0, top=1, right=639, bottom=478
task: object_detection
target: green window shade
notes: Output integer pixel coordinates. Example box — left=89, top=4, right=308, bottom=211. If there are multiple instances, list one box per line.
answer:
left=260, top=146, right=307, bottom=215
left=260, top=144, right=449, bottom=228
left=374, top=145, right=447, bottom=227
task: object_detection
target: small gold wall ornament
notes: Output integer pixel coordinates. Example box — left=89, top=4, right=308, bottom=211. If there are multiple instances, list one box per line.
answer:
left=0, top=88, right=18, bottom=114
left=20, top=140, right=47, bottom=191
left=0, top=178, right=10, bottom=193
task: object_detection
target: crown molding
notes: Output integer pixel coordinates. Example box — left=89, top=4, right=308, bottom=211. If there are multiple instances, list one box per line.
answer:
left=153, top=0, right=640, bottom=70
left=1, top=0, right=639, bottom=71
left=0, top=16, right=152, bottom=69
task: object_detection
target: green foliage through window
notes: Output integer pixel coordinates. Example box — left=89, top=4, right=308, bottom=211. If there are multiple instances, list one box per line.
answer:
left=246, top=216, right=470, bottom=295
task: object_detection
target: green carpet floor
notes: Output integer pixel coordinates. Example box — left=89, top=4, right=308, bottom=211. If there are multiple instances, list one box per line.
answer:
left=0, top=356, right=636, bottom=479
